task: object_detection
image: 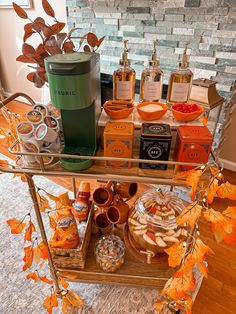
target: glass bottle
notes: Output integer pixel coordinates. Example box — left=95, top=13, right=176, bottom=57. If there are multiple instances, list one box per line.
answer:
left=113, top=40, right=136, bottom=102
left=167, top=42, right=193, bottom=104
left=140, top=40, right=163, bottom=102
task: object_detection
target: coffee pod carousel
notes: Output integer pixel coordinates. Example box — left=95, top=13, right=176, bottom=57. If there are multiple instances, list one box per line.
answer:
left=125, top=188, right=188, bottom=264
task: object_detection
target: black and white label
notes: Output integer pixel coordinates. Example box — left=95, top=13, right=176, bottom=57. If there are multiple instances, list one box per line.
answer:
left=147, top=145, right=163, bottom=159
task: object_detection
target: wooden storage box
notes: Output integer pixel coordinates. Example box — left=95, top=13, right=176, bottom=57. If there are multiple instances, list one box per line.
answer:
left=50, top=204, right=94, bottom=270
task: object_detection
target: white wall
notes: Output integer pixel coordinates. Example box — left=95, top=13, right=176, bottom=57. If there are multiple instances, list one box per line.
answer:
left=0, top=1, right=67, bottom=102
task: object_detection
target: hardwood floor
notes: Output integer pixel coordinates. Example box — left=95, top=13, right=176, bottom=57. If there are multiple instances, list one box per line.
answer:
left=1, top=100, right=236, bottom=314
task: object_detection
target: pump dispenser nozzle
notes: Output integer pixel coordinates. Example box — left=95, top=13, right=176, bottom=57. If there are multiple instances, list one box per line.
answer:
left=149, top=40, right=159, bottom=67
left=119, top=39, right=130, bottom=66
left=179, top=42, right=190, bottom=68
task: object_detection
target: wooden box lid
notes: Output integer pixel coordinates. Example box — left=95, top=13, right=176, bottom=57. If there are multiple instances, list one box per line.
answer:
left=177, top=126, right=213, bottom=142
left=104, top=122, right=134, bottom=136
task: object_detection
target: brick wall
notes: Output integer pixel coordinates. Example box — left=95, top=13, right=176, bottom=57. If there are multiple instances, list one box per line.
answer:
left=66, top=0, right=236, bottom=97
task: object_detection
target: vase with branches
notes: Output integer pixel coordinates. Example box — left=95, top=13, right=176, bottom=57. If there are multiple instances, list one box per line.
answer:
left=13, top=0, right=105, bottom=88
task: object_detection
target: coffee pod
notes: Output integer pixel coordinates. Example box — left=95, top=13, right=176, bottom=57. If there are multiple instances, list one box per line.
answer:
left=41, top=137, right=61, bottom=151
left=21, top=139, right=40, bottom=164
left=36, top=149, right=54, bottom=165
left=16, top=122, right=34, bottom=140
left=47, top=103, right=61, bottom=119
left=35, top=123, right=58, bottom=143
left=46, top=103, right=62, bottom=130
left=44, top=115, right=59, bottom=132
left=33, top=103, right=48, bottom=117
left=26, top=109, right=43, bottom=127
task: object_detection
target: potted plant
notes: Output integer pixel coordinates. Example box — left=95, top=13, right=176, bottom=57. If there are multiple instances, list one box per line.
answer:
left=13, top=0, right=105, bottom=88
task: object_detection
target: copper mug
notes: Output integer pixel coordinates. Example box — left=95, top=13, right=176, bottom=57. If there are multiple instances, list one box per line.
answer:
left=114, top=182, right=138, bottom=199
left=107, top=194, right=130, bottom=225
left=93, top=181, right=113, bottom=207
left=93, top=206, right=112, bottom=234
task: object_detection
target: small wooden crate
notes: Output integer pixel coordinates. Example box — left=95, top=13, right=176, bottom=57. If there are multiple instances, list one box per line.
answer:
left=50, top=204, right=94, bottom=270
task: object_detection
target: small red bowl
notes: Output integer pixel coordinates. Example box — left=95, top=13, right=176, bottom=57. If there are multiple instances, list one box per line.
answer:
left=137, top=102, right=168, bottom=121
left=172, top=103, right=203, bottom=122
left=103, top=100, right=134, bottom=120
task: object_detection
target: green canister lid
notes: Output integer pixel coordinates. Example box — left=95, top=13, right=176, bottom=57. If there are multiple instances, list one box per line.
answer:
left=45, top=52, right=99, bottom=76
left=44, top=52, right=100, bottom=110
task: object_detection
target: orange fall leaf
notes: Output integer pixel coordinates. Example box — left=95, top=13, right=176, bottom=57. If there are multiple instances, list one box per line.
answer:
left=223, top=205, right=236, bottom=220
left=26, top=271, right=38, bottom=282
left=206, top=178, right=219, bottom=204
left=176, top=203, right=202, bottom=229
left=0, top=159, right=9, bottom=170
left=38, top=241, right=49, bottom=260
left=33, top=246, right=41, bottom=264
left=36, top=192, right=51, bottom=212
left=64, top=290, right=83, bottom=307
left=175, top=170, right=203, bottom=201
left=24, top=221, right=36, bottom=242
left=7, top=218, right=26, bottom=234
left=23, top=245, right=33, bottom=271
left=164, top=241, right=187, bottom=268
left=210, top=166, right=222, bottom=178
left=39, top=275, right=54, bottom=285
left=201, top=115, right=208, bottom=127
left=55, top=192, right=71, bottom=209
left=43, top=292, right=58, bottom=314
left=217, top=182, right=236, bottom=200
left=13, top=173, right=27, bottom=182
left=186, top=170, right=203, bottom=201
left=204, top=207, right=236, bottom=245
left=184, top=238, right=213, bottom=277
left=58, top=277, right=69, bottom=289
left=163, top=266, right=195, bottom=301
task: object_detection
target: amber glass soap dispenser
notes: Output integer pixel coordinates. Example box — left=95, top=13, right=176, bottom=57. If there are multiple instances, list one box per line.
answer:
left=167, top=42, right=193, bottom=104
left=140, top=40, right=163, bottom=102
left=113, top=40, right=136, bottom=102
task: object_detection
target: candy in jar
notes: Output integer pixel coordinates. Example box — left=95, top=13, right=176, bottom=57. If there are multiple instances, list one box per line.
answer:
left=72, top=181, right=90, bottom=223
left=95, top=234, right=125, bottom=273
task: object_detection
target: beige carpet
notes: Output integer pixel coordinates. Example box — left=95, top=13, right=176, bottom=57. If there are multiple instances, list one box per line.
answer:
left=0, top=156, right=202, bottom=313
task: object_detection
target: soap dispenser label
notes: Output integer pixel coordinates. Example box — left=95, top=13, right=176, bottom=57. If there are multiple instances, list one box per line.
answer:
left=170, top=82, right=190, bottom=102
left=143, top=81, right=162, bottom=100
left=116, top=81, right=132, bottom=99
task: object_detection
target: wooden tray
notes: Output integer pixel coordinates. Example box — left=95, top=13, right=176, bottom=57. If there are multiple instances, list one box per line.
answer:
left=57, top=233, right=174, bottom=288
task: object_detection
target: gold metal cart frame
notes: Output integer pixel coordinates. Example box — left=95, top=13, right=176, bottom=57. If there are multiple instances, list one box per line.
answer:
left=0, top=93, right=213, bottom=307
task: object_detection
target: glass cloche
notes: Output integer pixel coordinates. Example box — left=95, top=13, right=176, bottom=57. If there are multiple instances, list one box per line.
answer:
left=128, top=188, right=188, bottom=255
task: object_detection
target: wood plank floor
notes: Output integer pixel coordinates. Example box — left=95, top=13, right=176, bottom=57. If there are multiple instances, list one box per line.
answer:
left=1, top=100, right=236, bottom=314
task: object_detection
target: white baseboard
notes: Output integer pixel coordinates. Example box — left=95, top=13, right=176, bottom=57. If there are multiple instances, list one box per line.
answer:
left=219, top=158, right=236, bottom=172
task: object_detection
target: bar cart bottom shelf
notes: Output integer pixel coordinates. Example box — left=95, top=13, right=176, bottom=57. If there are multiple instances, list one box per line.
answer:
left=58, top=234, right=174, bottom=289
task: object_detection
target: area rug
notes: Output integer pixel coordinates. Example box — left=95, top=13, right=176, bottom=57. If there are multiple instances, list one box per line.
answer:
left=0, top=156, right=202, bottom=314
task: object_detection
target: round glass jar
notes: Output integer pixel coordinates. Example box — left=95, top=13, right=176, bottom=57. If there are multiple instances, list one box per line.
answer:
left=95, top=234, right=125, bottom=272
left=128, top=188, right=187, bottom=255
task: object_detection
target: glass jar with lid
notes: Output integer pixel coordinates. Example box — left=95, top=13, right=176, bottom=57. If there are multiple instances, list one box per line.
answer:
left=128, top=188, right=188, bottom=255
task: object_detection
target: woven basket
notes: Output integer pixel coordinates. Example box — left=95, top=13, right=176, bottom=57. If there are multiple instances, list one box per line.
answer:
left=50, top=204, right=93, bottom=270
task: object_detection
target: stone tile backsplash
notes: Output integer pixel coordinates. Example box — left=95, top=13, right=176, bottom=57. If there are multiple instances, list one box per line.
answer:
left=66, top=0, right=236, bottom=98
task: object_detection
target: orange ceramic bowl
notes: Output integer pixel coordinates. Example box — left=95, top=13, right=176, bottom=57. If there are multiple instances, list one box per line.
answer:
left=137, top=102, right=168, bottom=121
left=103, top=101, right=134, bottom=120
left=172, top=103, right=204, bottom=122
